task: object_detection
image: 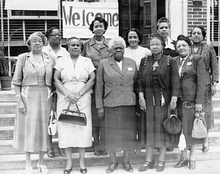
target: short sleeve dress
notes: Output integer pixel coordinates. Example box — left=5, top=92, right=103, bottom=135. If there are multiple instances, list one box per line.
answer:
left=55, top=55, right=95, bottom=148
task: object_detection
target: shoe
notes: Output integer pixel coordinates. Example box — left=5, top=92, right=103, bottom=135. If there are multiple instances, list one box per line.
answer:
left=138, top=160, right=154, bottom=172
left=25, top=166, right=33, bottom=174
left=47, top=149, right=55, bottom=158
left=101, top=150, right=108, bottom=156
left=156, top=161, right=165, bottom=172
left=80, top=168, right=87, bottom=173
left=37, top=162, right=49, bottom=174
left=174, top=158, right=188, bottom=168
left=166, top=147, right=173, bottom=152
left=189, top=160, right=196, bottom=170
left=202, top=144, right=209, bottom=153
left=94, top=150, right=102, bottom=156
left=63, top=167, right=73, bottom=174
left=59, top=149, right=66, bottom=157
left=122, top=161, right=133, bottom=172
left=106, top=162, right=119, bottom=173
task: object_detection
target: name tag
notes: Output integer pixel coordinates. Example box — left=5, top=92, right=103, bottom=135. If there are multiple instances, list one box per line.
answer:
left=187, top=62, right=192, bottom=66
left=128, top=67, right=133, bottom=71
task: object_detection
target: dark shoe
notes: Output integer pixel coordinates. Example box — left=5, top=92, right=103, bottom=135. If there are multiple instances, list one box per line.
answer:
left=156, top=161, right=165, bottom=172
left=59, top=149, right=66, bottom=157
left=47, top=150, right=55, bottom=158
left=80, top=168, right=87, bottom=173
left=94, top=150, right=102, bottom=156
left=189, top=160, right=196, bottom=170
left=174, top=158, right=188, bottom=168
left=122, top=161, right=133, bottom=172
left=106, top=162, right=118, bottom=173
left=63, top=167, right=72, bottom=174
left=166, top=147, right=173, bottom=152
left=202, top=144, right=209, bottom=153
left=138, top=160, right=154, bottom=172
left=101, top=150, right=108, bottom=156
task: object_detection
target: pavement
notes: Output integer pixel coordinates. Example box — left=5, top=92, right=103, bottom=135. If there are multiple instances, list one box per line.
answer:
left=1, top=160, right=220, bottom=174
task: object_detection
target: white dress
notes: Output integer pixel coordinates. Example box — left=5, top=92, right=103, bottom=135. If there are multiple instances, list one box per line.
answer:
left=54, top=55, right=95, bottom=148
left=124, top=46, right=151, bottom=70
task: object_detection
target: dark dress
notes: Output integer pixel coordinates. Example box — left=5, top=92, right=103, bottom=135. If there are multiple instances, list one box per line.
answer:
left=172, top=55, right=206, bottom=146
left=192, top=43, right=219, bottom=129
left=137, top=55, right=178, bottom=148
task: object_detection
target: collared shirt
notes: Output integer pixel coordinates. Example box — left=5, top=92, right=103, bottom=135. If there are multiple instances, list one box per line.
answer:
left=43, top=45, right=69, bottom=63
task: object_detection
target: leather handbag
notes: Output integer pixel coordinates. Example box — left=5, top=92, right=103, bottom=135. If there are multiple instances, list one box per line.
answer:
left=192, top=111, right=207, bottom=139
left=58, top=103, right=87, bottom=126
left=163, top=109, right=182, bottom=134
left=48, top=110, right=57, bottom=135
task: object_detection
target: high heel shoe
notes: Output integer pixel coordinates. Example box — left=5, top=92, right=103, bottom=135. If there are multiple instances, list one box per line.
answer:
left=156, top=161, right=165, bottom=172
left=122, top=161, right=133, bottom=172
left=138, top=160, right=154, bottom=172
left=202, top=144, right=209, bottom=153
left=189, top=160, right=196, bottom=170
left=37, top=162, right=49, bottom=174
left=106, top=162, right=119, bottom=173
left=80, top=168, right=87, bottom=173
left=174, top=158, right=188, bottom=168
left=63, top=167, right=73, bottom=174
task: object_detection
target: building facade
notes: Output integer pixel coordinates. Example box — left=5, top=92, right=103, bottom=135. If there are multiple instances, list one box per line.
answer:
left=0, top=0, right=219, bottom=58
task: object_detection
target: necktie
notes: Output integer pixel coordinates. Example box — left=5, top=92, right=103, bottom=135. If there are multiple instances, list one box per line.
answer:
left=180, top=58, right=185, bottom=66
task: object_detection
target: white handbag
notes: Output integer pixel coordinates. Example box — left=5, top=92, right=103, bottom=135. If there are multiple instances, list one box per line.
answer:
left=48, top=110, right=57, bottom=135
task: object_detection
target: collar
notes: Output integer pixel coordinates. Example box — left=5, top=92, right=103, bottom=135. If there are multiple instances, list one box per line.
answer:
left=89, top=36, right=108, bottom=47
left=165, top=37, right=175, bottom=50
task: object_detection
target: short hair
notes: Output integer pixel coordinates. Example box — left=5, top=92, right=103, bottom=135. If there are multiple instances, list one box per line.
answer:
left=176, top=35, right=192, bottom=47
left=66, top=36, right=83, bottom=52
left=26, top=32, right=47, bottom=48
left=157, top=17, right=170, bottom=30
left=89, top=16, right=108, bottom=34
left=147, top=33, right=165, bottom=48
left=108, top=36, right=126, bottom=50
left=125, top=28, right=143, bottom=46
left=45, top=27, right=60, bottom=39
left=190, top=26, right=206, bottom=39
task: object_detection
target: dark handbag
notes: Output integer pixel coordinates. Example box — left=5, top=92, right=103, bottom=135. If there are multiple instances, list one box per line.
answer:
left=58, top=103, right=87, bottom=126
left=163, top=109, right=182, bottom=134
left=192, top=111, right=207, bottom=139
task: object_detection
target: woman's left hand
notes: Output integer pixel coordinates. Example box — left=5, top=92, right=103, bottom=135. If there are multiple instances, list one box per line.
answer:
left=212, top=85, right=217, bottom=96
left=67, top=93, right=78, bottom=104
left=195, top=104, right=203, bottom=112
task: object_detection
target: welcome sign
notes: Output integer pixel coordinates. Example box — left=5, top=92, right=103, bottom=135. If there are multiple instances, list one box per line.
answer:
left=62, top=2, right=119, bottom=38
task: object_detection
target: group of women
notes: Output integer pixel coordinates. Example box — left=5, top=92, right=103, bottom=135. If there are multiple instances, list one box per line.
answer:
left=12, top=16, right=218, bottom=174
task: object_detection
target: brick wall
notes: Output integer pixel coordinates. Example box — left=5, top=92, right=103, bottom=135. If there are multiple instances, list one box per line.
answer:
left=188, top=0, right=207, bottom=35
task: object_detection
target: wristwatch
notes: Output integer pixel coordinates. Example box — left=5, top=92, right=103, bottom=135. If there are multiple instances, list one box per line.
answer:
left=79, top=91, right=84, bottom=96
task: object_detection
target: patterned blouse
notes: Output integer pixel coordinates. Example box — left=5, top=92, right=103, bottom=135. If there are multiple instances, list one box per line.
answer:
left=192, top=42, right=219, bottom=85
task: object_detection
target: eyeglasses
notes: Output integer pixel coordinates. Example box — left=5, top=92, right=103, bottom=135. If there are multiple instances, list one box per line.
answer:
left=31, top=40, right=43, bottom=44
left=113, top=47, right=124, bottom=50
left=50, top=33, right=61, bottom=37
left=150, top=43, right=161, bottom=47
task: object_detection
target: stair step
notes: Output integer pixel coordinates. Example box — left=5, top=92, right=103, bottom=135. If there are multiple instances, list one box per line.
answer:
left=0, top=146, right=219, bottom=170
left=0, top=103, right=16, bottom=114
left=0, top=90, right=16, bottom=102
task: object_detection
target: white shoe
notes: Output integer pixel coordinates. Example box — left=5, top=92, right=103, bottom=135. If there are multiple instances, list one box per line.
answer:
left=25, top=166, right=33, bottom=174
left=37, top=162, right=49, bottom=174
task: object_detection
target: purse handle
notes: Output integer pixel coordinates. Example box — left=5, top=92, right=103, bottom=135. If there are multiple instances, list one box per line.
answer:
left=65, top=102, right=81, bottom=114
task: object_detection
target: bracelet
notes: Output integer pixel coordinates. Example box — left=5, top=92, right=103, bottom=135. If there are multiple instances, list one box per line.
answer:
left=15, top=94, right=21, bottom=98
left=79, top=91, right=84, bottom=96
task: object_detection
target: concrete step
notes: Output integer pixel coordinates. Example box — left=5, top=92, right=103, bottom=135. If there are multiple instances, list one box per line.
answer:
left=0, top=90, right=16, bottom=102
left=0, top=146, right=219, bottom=170
left=0, top=102, right=16, bottom=114
left=1, top=119, right=220, bottom=140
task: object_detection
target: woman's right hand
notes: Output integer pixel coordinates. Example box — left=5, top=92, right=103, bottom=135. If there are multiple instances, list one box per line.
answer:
left=67, top=93, right=78, bottom=104
left=139, top=98, right=146, bottom=111
left=17, top=97, right=27, bottom=115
